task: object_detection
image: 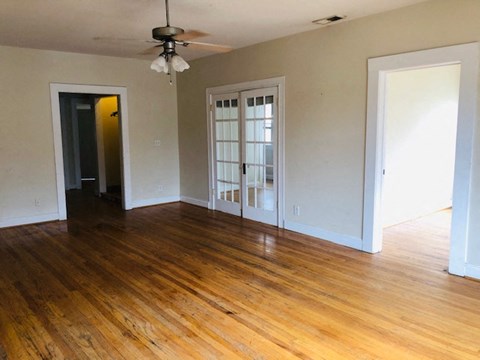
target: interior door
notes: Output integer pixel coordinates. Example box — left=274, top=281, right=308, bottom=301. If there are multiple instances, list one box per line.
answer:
left=60, top=96, right=82, bottom=190
left=241, top=88, right=278, bottom=225
left=212, top=94, right=241, bottom=216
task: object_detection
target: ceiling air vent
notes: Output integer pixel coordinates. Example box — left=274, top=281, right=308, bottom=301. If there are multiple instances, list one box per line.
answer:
left=312, top=15, right=346, bottom=26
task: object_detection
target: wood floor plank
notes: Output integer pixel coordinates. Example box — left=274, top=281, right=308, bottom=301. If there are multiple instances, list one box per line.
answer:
left=1, top=193, right=480, bottom=359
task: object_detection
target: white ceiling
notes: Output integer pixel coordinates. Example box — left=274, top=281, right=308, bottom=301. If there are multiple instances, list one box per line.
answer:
left=0, top=0, right=427, bottom=61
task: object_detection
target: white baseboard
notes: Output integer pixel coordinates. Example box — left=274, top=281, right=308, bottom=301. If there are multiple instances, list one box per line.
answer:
left=131, top=196, right=180, bottom=209
left=0, top=213, right=59, bottom=229
left=284, top=220, right=363, bottom=250
left=180, top=196, right=209, bottom=208
left=465, top=264, right=480, bottom=280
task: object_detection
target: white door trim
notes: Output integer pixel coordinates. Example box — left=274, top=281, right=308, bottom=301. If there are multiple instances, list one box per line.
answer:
left=50, top=83, right=132, bottom=220
left=363, top=43, right=479, bottom=277
left=206, top=77, right=285, bottom=228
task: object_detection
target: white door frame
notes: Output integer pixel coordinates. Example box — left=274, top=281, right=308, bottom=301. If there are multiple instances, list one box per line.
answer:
left=206, top=77, right=285, bottom=228
left=363, top=43, right=479, bottom=277
left=50, top=83, right=132, bottom=219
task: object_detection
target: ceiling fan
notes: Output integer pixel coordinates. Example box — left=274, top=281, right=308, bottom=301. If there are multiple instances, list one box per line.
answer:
left=95, top=0, right=231, bottom=78
left=143, top=0, right=232, bottom=75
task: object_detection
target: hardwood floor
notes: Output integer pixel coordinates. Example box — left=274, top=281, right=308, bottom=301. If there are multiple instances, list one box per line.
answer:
left=1, top=195, right=479, bottom=359
left=383, top=209, right=452, bottom=274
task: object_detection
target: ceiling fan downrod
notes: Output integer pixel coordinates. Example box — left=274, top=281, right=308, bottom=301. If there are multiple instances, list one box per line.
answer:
left=165, top=0, right=170, bottom=27
left=152, top=0, right=184, bottom=40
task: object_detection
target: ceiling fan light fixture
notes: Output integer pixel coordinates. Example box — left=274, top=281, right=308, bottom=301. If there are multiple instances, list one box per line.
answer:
left=150, top=55, right=169, bottom=73
left=171, top=54, right=190, bottom=72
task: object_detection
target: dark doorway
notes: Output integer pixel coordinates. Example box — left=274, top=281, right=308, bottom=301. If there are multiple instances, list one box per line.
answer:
left=59, top=93, right=122, bottom=212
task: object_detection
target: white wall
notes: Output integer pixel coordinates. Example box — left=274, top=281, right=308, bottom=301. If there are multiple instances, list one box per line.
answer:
left=383, top=65, right=460, bottom=227
left=0, top=45, right=180, bottom=227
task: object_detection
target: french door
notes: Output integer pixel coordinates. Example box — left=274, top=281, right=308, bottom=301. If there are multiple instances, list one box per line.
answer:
left=212, top=87, right=278, bottom=226
left=212, top=94, right=242, bottom=216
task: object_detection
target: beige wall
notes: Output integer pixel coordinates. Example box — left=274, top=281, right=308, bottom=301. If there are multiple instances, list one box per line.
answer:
left=0, top=45, right=179, bottom=225
left=177, top=0, right=480, bottom=265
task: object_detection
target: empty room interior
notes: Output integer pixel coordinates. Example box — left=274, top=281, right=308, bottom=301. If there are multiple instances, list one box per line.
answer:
left=1, top=0, right=480, bottom=359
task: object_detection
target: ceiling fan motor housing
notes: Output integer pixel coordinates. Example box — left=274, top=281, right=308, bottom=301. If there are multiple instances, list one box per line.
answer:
left=162, top=40, right=176, bottom=54
left=152, top=26, right=184, bottom=40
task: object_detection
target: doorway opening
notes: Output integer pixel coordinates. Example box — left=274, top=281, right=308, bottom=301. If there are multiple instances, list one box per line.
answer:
left=381, top=65, right=460, bottom=270
left=363, top=43, right=479, bottom=277
left=50, top=84, right=132, bottom=220
left=207, top=77, right=285, bottom=227
left=59, top=93, right=122, bottom=210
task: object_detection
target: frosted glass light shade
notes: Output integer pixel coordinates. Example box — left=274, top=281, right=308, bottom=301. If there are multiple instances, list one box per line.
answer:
left=171, top=54, right=190, bottom=72
left=150, top=56, right=169, bottom=73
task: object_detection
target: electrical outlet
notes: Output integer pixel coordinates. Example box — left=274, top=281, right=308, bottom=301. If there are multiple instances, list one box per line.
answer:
left=154, top=139, right=162, bottom=147
left=293, top=205, right=300, bottom=216
left=34, top=199, right=40, bottom=207
left=157, top=185, right=164, bottom=192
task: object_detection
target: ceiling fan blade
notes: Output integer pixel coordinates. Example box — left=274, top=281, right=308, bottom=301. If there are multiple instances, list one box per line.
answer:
left=93, top=36, right=160, bottom=44
left=182, top=41, right=233, bottom=53
left=138, top=45, right=163, bottom=56
left=174, top=30, right=209, bottom=41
